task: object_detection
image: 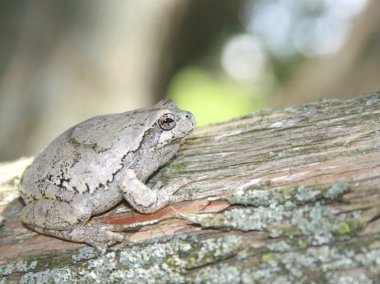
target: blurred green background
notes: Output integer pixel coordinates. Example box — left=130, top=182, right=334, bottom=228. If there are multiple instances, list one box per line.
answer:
left=0, top=0, right=379, bottom=160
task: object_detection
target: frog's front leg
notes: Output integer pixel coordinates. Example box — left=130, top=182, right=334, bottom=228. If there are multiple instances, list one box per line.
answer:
left=21, top=199, right=127, bottom=253
left=119, top=169, right=191, bottom=214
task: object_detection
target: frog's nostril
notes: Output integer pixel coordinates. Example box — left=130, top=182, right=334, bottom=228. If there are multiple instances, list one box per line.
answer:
left=184, top=112, right=195, bottom=126
left=185, top=112, right=193, bottom=119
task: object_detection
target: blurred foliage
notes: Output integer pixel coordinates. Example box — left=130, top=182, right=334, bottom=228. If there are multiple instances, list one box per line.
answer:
left=0, top=0, right=376, bottom=160
left=270, top=54, right=305, bottom=84
left=168, top=67, right=265, bottom=126
left=167, top=0, right=371, bottom=126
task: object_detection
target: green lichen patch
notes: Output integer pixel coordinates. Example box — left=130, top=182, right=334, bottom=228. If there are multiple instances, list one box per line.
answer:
left=0, top=251, right=81, bottom=281
left=225, top=183, right=349, bottom=207
left=287, top=203, right=362, bottom=245
left=72, top=247, right=98, bottom=262
left=115, top=234, right=242, bottom=283
left=184, top=235, right=380, bottom=284
left=335, top=219, right=362, bottom=237
left=0, top=259, right=38, bottom=278
left=184, top=205, right=287, bottom=231
left=0, top=248, right=99, bottom=282
left=184, top=183, right=361, bottom=249
left=260, top=252, right=274, bottom=262
left=185, top=203, right=363, bottom=249
left=322, top=183, right=349, bottom=200
left=11, top=234, right=244, bottom=283
left=169, top=163, right=186, bottom=172
left=19, top=268, right=73, bottom=284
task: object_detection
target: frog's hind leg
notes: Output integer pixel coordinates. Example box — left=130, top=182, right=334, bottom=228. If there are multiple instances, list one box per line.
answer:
left=21, top=199, right=128, bottom=254
left=30, top=224, right=128, bottom=255
left=21, top=199, right=91, bottom=230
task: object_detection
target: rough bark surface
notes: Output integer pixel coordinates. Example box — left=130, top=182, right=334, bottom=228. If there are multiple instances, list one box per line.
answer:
left=1, top=93, right=380, bottom=283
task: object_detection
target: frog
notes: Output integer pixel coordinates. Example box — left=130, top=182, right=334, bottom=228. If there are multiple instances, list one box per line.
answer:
left=19, top=99, right=195, bottom=253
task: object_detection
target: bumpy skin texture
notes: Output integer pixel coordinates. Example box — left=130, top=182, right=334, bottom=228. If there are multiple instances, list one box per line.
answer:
left=19, top=99, right=195, bottom=253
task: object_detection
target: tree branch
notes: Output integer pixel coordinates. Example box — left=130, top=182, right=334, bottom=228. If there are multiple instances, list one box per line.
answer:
left=1, top=92, right=380, bottom=282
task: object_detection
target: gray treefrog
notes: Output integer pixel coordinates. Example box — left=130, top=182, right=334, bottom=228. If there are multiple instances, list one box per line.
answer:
left=19, top=99, right=195, bottom=253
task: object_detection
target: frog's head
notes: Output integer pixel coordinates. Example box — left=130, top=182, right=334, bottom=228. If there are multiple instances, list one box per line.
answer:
left=150, top=99, right=196, bottom=149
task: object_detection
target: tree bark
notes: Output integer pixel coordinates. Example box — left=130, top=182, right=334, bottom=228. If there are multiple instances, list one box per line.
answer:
left=1, top=92, right=380, bottom=283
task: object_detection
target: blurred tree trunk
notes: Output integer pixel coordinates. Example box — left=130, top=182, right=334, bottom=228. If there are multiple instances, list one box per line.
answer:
left=1, top=93, right=380, bottom=282
left=273, top=0, right=380, bottom=107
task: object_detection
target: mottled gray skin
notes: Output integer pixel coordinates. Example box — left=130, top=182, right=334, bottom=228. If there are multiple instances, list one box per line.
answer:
left=19, top=99, right=195, bottom=253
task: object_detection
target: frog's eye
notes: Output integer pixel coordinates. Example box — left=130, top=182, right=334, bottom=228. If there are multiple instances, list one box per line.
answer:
left=157, top=113, right=176, bottom=130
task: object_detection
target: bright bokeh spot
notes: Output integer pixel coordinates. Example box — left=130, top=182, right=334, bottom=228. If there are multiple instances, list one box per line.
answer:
left=222, top=34, right=266, bottom=82
left=243, top=0, right=369, bottom=57
left=168, top=67, right=265, bottom=126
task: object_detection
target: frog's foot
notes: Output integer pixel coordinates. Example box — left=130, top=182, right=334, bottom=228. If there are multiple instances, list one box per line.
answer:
left=84, top=226, right=129, bottom=255
left=32, top=224, right=129, bottom=255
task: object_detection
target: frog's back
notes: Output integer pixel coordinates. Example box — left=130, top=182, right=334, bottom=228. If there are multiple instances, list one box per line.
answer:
left=19, top=108, right=165, bottom=203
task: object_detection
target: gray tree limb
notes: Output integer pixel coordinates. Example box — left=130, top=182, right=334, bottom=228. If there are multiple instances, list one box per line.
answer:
left=1, top=92, right=380, bottom=283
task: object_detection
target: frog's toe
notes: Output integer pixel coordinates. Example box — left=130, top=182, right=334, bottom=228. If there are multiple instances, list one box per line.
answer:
left=89, top=241, right=118, bottom=255
left=90, top=225, right=129, bottom=243
left=85, top=229, right=129, bottom=255
left=104, top=230, right=129, bottom=242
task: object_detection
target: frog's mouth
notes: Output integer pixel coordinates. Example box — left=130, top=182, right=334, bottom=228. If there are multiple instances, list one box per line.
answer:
left=179, top=127, right=195, bottom=139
